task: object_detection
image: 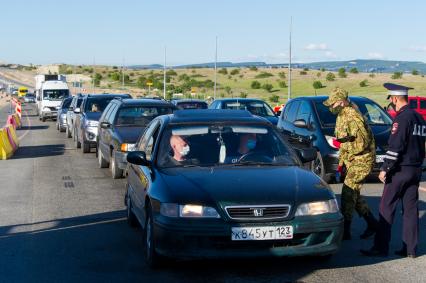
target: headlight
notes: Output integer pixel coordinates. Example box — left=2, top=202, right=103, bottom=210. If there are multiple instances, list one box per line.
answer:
left=85, top=120, right=98, bottom=127
left=160, top=203, right=220, bottom=218
left=120, top=143, right=136, bottom=152
left=295, top=199, right=339, bottom=216
left=43, top=107, right=51, bottom=112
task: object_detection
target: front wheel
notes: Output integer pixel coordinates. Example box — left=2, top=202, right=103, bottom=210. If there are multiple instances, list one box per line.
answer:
left=98, top=146, right=109, bottom=168
left=82, top=140, right=90, bottom=153
left=111, top=150, right=123, bottom=179
left=74, top=128, right=81, bottom=148
left=144, top=205, right=164, bottom=268
left=311, top=151, right=326, bottom=181
left=66, top=126, right=72, bottom=138
left=126, top=188, right=138, bottom=227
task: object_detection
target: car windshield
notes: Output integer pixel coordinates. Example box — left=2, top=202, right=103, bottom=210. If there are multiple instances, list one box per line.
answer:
left=115, top=106, right=174, bottom=126
left=85, top=98, right=114, bottom=113
left=176, top=101, right=208, bottom=109
left=315, top=99, right=393, bottom=127
left=62, top=98, right=72, bottom=109
left=222, top=101, right=275, bottom=117
left=43, top=89, right=69, bottom=100
left=157, top=123, right=299, bottom=168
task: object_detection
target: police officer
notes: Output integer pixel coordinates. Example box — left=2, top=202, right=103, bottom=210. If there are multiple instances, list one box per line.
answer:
left=324, top=87, right=378, bottom=240
left=361, top=83, right=425, bottom=258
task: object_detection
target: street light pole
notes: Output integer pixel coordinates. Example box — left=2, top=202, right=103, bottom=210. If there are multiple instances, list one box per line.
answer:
left=214, top=36, right=218, bottom=100
left=288, top=17, right=292, bottom=101
left=163, top=46, right=167, bottom=99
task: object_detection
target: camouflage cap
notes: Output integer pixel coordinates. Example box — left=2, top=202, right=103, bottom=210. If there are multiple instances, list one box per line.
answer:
left=323, top=87, right=348, bottom=106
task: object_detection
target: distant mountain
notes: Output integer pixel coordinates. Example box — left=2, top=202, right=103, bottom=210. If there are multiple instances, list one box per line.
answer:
left=115, top=59, right=426, bottom=73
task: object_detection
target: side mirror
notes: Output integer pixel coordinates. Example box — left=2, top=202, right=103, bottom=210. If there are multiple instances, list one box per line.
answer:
left=293, top=119, right=308, bottom=129
left=127, top=151, right=150, bottom=166
left=74, top=107, right=81, bottom=114
left=297, top=148, right=317, bottom=163
left=100, top=122, right=111, bottom=129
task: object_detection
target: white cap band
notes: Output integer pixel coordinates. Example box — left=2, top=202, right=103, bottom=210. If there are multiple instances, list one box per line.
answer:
left=388, top=90, right=408, bottom=96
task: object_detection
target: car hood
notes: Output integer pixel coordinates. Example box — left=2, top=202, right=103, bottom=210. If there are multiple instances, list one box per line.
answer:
left=158, top=166, right=334, bottom=209
left=115, top=126, right=146, bottom=143
left=85, top=112, right=102, bottom=121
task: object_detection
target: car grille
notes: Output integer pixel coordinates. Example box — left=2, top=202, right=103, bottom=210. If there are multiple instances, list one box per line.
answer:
left=225, top=205, right=291, bottom=220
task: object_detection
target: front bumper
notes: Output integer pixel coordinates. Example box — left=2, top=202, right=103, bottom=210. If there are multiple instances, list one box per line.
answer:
left=41, top=110, right=57, bottom=118
left=83, top=126, right=98, bottom=145
left=153, top=213, right=343, bottom=259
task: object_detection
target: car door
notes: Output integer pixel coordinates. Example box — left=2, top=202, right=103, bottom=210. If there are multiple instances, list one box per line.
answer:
left=291, top=100, right=314, bottom=149
left=98, top=103, right=115, bottom=159
left=105, top=104, right=119, bottom=158
left=418, top=98, right=426, bottom=120
left=128, top=120, right=161, bottom=222
left=278, top=100, right=300, bottom=146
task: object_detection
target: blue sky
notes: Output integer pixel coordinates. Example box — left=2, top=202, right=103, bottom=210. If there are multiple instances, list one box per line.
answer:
left=1, top=0, right=426, bottom=65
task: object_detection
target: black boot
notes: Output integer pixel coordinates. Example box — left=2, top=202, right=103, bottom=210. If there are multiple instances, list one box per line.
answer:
left=343, top=219, right=352, bottom=240
left=360, top=212, right=378, bottom=239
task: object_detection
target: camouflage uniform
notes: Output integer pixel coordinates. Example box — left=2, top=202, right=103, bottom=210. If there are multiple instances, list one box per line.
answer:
left=324, top=88, right=376, bottom=222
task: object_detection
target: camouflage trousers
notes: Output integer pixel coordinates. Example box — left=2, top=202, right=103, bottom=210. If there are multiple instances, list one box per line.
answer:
left=341, top=161, right=373, bottom=221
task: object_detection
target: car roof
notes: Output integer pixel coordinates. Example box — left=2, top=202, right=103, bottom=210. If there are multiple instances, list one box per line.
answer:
left=165, top=109, right=271, bottom=124
left=84, top=93, right=130, bottom=99
left=174, top=99, right=207, bottom=103
left=117, top=98, right=174, bottom=106
left=214, top=98, right=264, bottom=102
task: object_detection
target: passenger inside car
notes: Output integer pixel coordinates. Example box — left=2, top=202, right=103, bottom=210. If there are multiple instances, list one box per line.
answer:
left=91, top=103, right=100, bottom=112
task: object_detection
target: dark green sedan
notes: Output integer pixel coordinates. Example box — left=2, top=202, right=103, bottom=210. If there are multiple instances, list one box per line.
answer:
left=125, top=109, right=343, bottom=267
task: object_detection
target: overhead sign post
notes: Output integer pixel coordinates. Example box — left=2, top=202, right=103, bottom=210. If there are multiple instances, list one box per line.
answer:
left=146, top=81, right=153, bottom=95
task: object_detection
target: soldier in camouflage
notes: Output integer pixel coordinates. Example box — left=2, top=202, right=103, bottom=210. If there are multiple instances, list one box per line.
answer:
left=323, top=87, right=379, bottom=240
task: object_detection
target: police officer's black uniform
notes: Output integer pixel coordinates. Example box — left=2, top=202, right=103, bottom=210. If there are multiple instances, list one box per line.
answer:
left=361, top=89, right=425, bottom=257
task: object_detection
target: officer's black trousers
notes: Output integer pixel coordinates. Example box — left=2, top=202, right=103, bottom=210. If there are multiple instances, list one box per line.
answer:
left=374, top=166, right=421, bottom=254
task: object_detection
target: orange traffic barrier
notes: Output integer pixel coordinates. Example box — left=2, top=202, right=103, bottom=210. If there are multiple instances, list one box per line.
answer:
left=5, top=126, right=17, bottom=151
left=15, top=102, right=22, bottom=119
left=0, top=128, right=13, bottom=160
left=12, top=114, right=21, bottom=129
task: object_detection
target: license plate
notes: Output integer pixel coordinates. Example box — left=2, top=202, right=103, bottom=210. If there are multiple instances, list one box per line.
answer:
left=376, top=155, right=385, bottom=163
left=231, top=226, right=293, bottom=241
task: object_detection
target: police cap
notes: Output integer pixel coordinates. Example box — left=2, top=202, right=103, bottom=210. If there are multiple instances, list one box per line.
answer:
left=384, top=83, right=413, bottom=99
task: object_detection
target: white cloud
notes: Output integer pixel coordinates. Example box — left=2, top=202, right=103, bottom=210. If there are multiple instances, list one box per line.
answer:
left=304, top=43, right=329, bottom=51
left=367, top=52, right=384, bottom=59
left=243, top=52, right=288, bottom=63
left=407, top=46, right=426, bottom=52
left=325, top=51, right=338, bottom=59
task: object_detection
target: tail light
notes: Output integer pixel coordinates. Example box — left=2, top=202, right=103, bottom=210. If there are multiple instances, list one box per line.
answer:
left=325, top=135, right=341, bottom=149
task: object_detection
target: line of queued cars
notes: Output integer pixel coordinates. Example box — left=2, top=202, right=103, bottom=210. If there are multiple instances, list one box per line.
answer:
left=54, top=93, right=394, bottom=267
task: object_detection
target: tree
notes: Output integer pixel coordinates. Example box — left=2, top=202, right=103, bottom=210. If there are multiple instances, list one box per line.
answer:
left=240, top=91, right=248, bottom=98
left=312, top=81, right=323, bottom=96
left=326, top=72, right=336, bottom=81
left=269, top=94, right=279, bottom=103
left=391, top=72, right=403, bottom=79
left=110, top=72, right=120, bottom=81
left=218, top=68, right=228, bottom=75
left=316, top=72, right=321, bottom=78
left=251, top=80, right=261, bottom=89
left=249, top=66, right=258, bottom=71
left=303, top=67, right=309, bottom=71
left=359, top=79, right=368, bottom=87
left=166, top=69, right=177, bottom=76
left=349, top=68, right=359, bottom=74
left=278, top=81, right=287, bottom=88
left=262, top=83, right=273, bottom=92
left=230, top=69, right=240, bottom=75
left=299, top=71, right=307, bottom=75
left=224, top=86, right=232, bottom=96
left=338, top=68, right=347, bottom=78
left=412, top=69, right=419, bottom=75
left=93, top=73, right=102, bottom=87
left=369, top=73, right=376, bottom=78
left=255, top=72, right=274, bottom=79
left=320, top=67, right=326, bottom=72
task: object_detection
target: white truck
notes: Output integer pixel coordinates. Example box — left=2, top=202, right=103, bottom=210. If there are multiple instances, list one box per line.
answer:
left=35, top=74, right=70, bottom=122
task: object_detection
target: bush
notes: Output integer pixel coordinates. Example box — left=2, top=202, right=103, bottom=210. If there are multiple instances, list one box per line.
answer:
left=240, top=91, right=248, bottom=98
left=218, top=68, right=228, bottom=75
left=316, top=72, right=321, bottom=78
left=178, top=74, right=190, bottom=82
left=230, top=69, right=240, bottom=75
left=112, top=66, right=118, bottom=69
left=338, top=68, right=347, bottom=78
left=278, top=72, right=286, bottom=79
left=239, top=74, right=244, bottom=78
left=320, top=67, right=326, bottom=72
left=262, top=83, right=273, bottom=92
left=303, top=67, right=309, bottom=71
left=412, top=69, right=419, bottom=75
left=391, top=72, right=403, bottom=79
left=326, top=72, right=336, bottom=81
left=359, top=79, right=368, bottom=87
left=349, top=68, right=359, bottom=74
left=255, top=72, right=274, bottom=79
left=251, top=80, right=261, bottom=89
left=166, top=69, right=177, bottom=76
left=369, top=73, right=375, bottom=78
left=249, top=66, right=258, bottom=71
left=299, top=71, right=307, bottom=75
left=110, top=72, right=121, bottom=81
left=269, top=94, right=279, bottom=103
left=278, top=81, right=287, bottom=88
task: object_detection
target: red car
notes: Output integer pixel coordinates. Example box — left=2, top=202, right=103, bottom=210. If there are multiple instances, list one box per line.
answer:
left=273, top=104, right=285, bottom=116
left=386, top=96, right=426, bottom=120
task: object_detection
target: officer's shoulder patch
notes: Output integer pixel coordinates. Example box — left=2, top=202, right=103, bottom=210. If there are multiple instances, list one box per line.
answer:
left=391, top=122, right=399, bottom=135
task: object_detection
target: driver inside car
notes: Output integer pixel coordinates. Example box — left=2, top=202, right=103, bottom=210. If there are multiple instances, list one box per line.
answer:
left=165, top=135, right=199, bottom=166
left=225, top=133, right=258, bottom=164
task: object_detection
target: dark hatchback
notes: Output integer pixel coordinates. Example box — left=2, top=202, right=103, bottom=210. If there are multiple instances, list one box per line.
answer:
left=97, top=98, right=176, bottom=179
left=277, top=96, right=392, bottom=182
left=125, top=110, right=343, bottom=267
left=171, top=99, right=208, bottom=110
left=209, top=98, right=278, bottom=125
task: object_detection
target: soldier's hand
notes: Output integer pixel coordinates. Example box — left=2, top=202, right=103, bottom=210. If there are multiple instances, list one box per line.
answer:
left=379, top=170, right=386, bottom=183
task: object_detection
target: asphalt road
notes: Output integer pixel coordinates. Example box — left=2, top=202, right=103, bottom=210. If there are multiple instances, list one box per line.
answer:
left=0, top=104, right=425, bottom=283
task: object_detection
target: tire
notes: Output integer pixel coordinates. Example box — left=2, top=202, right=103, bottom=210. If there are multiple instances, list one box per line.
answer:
left=66, top=126, right=72, bottom=138
left=74, top=128, right=81, bottom=148
left=126, top=187, right=138, bottom=227
left=144, top=204, right=164, bottom=268
left=311, top=151, right=327, bottom=181
left=98, top=146, right=109, bottom=168
left=56, top=122, right=59, bottom=131
left=82, top=140, right=90, bottom=153
left=111, top=150, right=123, bottom=179
left=42, top=117, right=46, bottom=122
left=59, top=125, right=65, bottom=132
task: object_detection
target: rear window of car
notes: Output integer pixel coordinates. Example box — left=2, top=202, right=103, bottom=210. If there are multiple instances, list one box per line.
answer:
left=222, top=101, right=275, bottom=117
left=409, top=99, right=418, bottom=109
left=176, top=102, right=208, bottom=109
left=62, top=98, right=72, bottom=108
left=115, top=105, right=174, bottom=126
left=85, top=98, right=114, bottom=113
left=420, top=99, right=426, bottom=109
